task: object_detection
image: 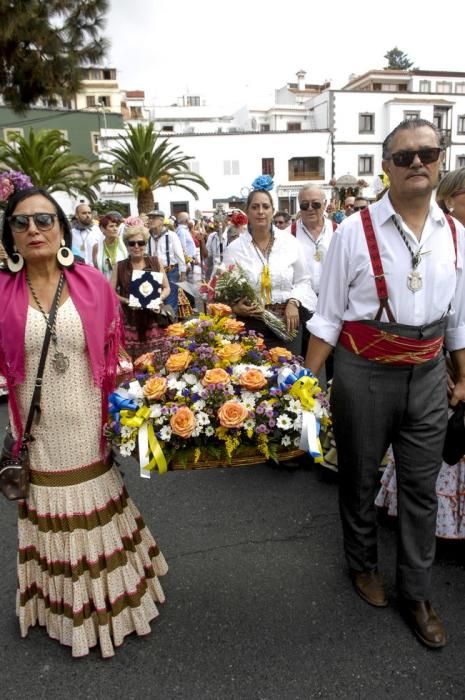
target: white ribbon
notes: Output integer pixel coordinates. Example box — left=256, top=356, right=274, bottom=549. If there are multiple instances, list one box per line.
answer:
left=138, top=422, right=151, bottom=479
left=299, top=412, right=322, bottom=460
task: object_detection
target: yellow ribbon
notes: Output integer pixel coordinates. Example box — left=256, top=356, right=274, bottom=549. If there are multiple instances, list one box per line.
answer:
left=121, top=406, right=167, bottom=475
left=260, top=264, right=272, bottom=305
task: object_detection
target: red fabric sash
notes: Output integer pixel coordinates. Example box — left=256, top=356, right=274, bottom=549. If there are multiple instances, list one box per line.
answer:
left=339, top=320, right=444, bottom=365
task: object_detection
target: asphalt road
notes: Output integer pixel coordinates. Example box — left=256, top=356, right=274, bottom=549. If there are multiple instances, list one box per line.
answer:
left=0, top=397, right=464, bottom=700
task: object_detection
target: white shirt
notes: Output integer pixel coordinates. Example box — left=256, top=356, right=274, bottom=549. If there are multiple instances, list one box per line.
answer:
left=176, top=224, right=197, bottom=259
left=223, top=229, right=317, bottom=312
left=308, top=192, right=465, bottom=351
left=295, top=218, right=334, bottom=294
left=147, top=229, right=187, bottom=272
left=71, top=224, right=102, bottom=265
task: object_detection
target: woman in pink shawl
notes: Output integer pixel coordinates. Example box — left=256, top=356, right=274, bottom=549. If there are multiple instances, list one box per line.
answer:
left=0, top=187, right=167, bottom=658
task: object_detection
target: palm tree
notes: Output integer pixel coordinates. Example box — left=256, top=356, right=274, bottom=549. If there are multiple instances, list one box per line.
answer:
left=0, top=129, right=107, bottom=201
left=106, top=123, right=209, bottom=213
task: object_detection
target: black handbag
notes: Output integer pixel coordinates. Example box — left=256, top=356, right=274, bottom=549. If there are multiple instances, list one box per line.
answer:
left=0, top=278, right=61, bottom=501
left=442, top=403, right=465, bottom=466
left=154, top=303, right=175, bottom=327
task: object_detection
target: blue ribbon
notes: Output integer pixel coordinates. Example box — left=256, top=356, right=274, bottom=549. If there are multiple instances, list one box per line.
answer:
left=109, top=392, right=140, bottom=422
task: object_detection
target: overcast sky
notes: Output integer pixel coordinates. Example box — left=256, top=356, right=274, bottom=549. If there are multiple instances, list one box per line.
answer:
left=105, top=0, right=465, bottom=109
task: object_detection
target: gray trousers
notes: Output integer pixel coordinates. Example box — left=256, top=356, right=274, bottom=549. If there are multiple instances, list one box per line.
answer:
left=331, top=320, right=447, bottom=600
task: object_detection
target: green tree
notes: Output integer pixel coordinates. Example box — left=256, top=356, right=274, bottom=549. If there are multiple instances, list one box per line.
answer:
left=106, top=123, right=209, bottom=213
left=384, top=47, right=414, bottom=70
left=0, top=0, right=109, bottom=112
left=0, top=129, right=107, bottom=201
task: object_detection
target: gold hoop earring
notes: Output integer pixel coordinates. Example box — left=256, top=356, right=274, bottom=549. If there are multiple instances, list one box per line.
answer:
left=6, top=252, right=24, bottom=273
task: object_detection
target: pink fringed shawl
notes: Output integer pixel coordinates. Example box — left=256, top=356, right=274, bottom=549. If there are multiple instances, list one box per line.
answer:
left=0, top=263, right=122, bottom=455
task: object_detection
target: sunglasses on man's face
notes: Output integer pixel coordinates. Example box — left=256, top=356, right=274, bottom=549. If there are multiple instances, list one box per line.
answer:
left=353, top=205, right=367, bottom=212
left=300, top=201, right=322, bottom=211
left=127, top=240, right=146, bottom=247
left=389, top=148, right=442, bottom=168
left=8, top=212, right=58, bottom=233
left=274, top=220, right=286, bottom=225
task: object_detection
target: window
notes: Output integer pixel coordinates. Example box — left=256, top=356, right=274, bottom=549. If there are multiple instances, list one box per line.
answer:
left=456, top=83, right=465, bottom=94
left=186, top=96, right=200, bottom=106
left=458, top=116, right=465, bottom=134
left=288, top=157, right=324, bottom=181
left=404, top=111, right=420, bottom=121
left=436, top=81, right=452, bottom=93
left=260, top=123, right=270, bottom=132
left=359, top=113, right=374, bottom=133
left=3, top=127, right=23, bottom=141
left=103, top=69, right=116, bottom=80
left=287, top=122, right=302, bottom=132
left=223, top=160, right=240, bottom=176
left=161, top=125, right=174, bottom=132
left=419, top=80, right=431, bottom=92
left=99, top=95, right=111, bottom=107
left=90, top=132, right=100, bottom=155
left=358, top=155, right=374, bottom=175
left=262, top=158, right=274, bottom=176
left=129, top=106, right=143, bottom=119
left=86, top=95, right=96, bottom=108
left=90, top=69, right=101, bottom=80
left=456, top=155, right=465, bottom=168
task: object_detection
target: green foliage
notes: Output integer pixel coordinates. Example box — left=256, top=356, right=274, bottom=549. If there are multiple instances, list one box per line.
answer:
left=0, top=0, right=109, bottom=112
left=384, top=47, right=414, bottom=70
left=105, top=123, right=209, bottom=213
left=0, top=128, right=108, bottom=201
left=92, top=199, right=130, bottom=216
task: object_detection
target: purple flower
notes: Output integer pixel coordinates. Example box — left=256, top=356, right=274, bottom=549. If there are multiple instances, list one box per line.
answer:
left=256, top=404, right=265, bottom=415
left=268, top=418, right=276, bottom=428
left=256, top=424, right=269, bottom=434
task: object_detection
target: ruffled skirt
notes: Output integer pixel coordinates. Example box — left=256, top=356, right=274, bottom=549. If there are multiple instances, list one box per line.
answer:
left=17, top=463, right=168, bottom=658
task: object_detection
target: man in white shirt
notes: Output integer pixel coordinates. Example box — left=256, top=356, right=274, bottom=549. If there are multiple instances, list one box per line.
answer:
left=306, top=118, right=465, bottom=649
left=176, top=211, right=198, bottom=261
left=147, top=210, right=187, bottom=315
left=71, top=203, right=102, bottom=265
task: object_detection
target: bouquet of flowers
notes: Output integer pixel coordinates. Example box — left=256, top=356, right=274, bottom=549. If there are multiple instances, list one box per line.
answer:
left=0, top=170, right=33, bottom=204
left=107, top=306, right=330, bottom=473
left=200, top=264, right=297, bottom=343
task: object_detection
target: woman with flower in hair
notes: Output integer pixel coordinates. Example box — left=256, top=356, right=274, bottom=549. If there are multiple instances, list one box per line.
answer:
left=222, top=176, right=316, bottom=355
left=0, top=178, right=167, bottom=658
left=111, top=217, right=171, bottom=361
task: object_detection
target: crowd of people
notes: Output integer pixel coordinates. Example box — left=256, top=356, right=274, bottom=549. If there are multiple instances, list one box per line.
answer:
left=0, top=117, right=464, bottom=659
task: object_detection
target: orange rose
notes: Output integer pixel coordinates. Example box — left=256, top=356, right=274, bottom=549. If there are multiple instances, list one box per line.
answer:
left=207, top=303, right=232, bottom=318
left=239, top=368, right=267, bottom=391
left=202, top=368, right=231, bottom=386
left=165, top=350, right=193, bottom=373
left=268, top=347, right=293, bottom=363
left=170, top=406, right=196, bottom=438
left=134, top=351, right=155, bottom=371
left=217, top=343, right=244, bottom=364
left=218, top=400, right=249, bottom=429
left=166, top=323, right=186, bottom=337
left=221, top=318, right=246, bottom=335
left=255, top=336, right=265, bottom=349
left=143, top=376, right=168, bottom=400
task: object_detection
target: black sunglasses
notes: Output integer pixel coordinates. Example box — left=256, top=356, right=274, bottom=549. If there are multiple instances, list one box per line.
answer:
left=274, top=220, right=286, bottom=225
left=353, top=205, right=367, bottom=212
left=389, top=148, right=442, bottom=168
left=300, top=201, right=322, bottom=211
left=8, top=212, right=58, bottom=233
left=127, top=240, right=146, bottom=247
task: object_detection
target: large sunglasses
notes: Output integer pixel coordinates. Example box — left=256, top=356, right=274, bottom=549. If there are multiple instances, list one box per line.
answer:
left=353, top=205, right=367, bottom=212
left=300, top=201, right=322, bottom=211
left=389, top=148, right=442, bottom=168
left=8, top=212, right=58, bottom=233
left=127, top=239, right=146, bottom=247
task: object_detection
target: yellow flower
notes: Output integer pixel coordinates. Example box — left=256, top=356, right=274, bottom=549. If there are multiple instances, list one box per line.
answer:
left=166, top=323, right=186, bottom=337
left=217, top=343, right=244, bottom=364
left=165, top=349, right=193, bottom=373
left=143, top=376, right=168, bottom=400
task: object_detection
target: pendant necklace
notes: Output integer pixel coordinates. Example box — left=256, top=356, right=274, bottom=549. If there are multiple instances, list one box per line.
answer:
left=103, top=238, right=119, bottom=270
left=302, top=222, right=323, bottom=261
left=391, top=215, right=430, bottom=293
left=251, top=233, right=274, bottom=305
left=79, top=229, right=89, bottom=252
left=26, top=272, right=70, bottom=374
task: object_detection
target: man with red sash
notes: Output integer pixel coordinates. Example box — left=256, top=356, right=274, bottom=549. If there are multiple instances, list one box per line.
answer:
left=305, top=118, right=465, bottom=648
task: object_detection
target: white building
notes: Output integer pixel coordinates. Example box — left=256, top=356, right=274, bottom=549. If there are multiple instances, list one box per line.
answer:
left=97, top=68, right=465, bottom=216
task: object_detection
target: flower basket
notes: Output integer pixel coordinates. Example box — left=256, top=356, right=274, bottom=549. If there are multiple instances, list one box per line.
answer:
left=107, top=306, right=330, bottom=475
left=169, top=447, right=305, bottom=470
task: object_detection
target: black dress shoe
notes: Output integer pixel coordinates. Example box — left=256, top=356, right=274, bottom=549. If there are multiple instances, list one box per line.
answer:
left=350, top=568, right=388, bottom=607
left=399, top=598, right=446, bottom=649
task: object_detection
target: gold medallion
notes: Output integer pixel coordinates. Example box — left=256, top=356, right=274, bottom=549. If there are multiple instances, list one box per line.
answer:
left=314, top=251, right=321, bottom=262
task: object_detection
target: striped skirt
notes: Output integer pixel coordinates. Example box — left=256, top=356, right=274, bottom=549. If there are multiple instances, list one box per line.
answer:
left=17, top=460, right=168, bottom=658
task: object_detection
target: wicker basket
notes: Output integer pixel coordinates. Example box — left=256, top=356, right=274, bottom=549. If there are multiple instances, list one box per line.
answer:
left=169, top=447, right=305, bottom=470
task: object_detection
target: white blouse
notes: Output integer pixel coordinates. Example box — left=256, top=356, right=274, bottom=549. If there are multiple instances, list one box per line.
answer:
left=308, top=193, right=465, bottom=351
left=223, top=229, right=317, bottom=312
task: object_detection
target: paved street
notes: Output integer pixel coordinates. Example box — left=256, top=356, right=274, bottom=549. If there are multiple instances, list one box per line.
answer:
left=0, top=397, right=464, bottom=700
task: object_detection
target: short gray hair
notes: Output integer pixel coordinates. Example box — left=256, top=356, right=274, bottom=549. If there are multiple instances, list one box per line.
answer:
left=382, top=118, right=440, bottom=159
